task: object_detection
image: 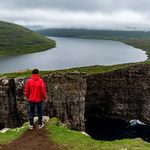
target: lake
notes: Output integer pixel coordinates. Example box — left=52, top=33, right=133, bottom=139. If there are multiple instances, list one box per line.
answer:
left=0, top=37, right=147, bottom=73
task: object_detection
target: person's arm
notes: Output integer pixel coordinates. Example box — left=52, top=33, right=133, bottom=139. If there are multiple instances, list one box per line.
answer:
left=24, top=80, right=30, bottom=100
left=41, top=79, right=47, bottom=101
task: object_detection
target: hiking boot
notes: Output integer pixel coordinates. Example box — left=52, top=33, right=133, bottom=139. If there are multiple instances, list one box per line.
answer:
left=29, top=125, right=33, bottom=130
left=38, top=124, right=44, bottom=129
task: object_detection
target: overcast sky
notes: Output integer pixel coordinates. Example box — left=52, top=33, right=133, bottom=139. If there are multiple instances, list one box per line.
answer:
left=0, top=0, right=150, bottom=30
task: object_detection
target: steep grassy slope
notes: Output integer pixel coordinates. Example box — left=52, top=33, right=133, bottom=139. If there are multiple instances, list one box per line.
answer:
left=0, top=21, right=55, bottom=56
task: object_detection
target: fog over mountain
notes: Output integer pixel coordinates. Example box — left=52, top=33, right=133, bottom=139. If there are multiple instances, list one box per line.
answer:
left=0, top=0, right=150, bottom=30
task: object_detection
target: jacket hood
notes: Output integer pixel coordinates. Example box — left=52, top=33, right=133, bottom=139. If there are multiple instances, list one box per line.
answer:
left=31, top=74, right=40, bottom=81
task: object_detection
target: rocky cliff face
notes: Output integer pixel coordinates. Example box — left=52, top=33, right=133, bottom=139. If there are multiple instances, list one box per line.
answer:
left=0, top=78, right=21, bottom=129
left=85, top=64, right=150, bottom=124
left=1, top=64, right=150, bottom=131
left=43, top=73, right=86, bottom=130
left=14, top=73, right=86, bottom=131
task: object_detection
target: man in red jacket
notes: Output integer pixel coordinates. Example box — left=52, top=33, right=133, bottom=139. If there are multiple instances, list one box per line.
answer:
left=24, top=69, right=47, bottom=129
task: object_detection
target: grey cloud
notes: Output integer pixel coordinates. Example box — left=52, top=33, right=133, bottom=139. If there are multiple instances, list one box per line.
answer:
left=1, top=0, right=150, bottom=30
left=0, top=0, right=102, bottom=11
left=1, top=0, right=150, bottom=13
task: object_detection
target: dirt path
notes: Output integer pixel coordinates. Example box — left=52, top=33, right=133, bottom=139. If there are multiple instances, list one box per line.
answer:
left=0, top=125, right=65, bottom=150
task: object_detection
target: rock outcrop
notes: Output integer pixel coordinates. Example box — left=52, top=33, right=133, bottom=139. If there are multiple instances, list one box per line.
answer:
left=43, top=73, right=86, bottom=130
left=0, top=78, right=21, bottom=129
left=15, top=73, right=86, bottom=130
left=85, top=64, right=150, bottom=124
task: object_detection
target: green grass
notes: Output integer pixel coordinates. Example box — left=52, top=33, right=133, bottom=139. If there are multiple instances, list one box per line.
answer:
left=1, top=118, right=150, bottom=149
left=47, top=118, right=150, bottom=150
left=0, top=123, right=28, bottom=144
left=0, top=64, right=129, bottom=78
left=0, top=21, right=55, bottom=56
left=0, top=60, right=148, bottom=78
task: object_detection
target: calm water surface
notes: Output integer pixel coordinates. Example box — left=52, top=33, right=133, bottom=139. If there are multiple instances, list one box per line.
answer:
left=0, top=37, right=147, bottom=73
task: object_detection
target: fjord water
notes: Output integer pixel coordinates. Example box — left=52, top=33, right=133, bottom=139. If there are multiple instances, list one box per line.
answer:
left=0, top=37, right=147, bottom=73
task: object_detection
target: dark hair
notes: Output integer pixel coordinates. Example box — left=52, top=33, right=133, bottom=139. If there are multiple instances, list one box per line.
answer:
left=32, top=69, right=39, bottom=74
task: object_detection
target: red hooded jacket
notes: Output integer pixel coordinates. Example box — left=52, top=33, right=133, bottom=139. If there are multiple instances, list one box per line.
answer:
left=24, top=74, right=47, bottom=102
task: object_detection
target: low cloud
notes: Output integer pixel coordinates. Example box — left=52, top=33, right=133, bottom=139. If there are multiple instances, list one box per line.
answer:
left=1, top=0, right=150, bottom=30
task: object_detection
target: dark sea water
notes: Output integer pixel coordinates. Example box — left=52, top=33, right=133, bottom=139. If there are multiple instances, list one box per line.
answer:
left=85, top=115, right=150, bottom=142
left=0, top=37, right=147, bottom=73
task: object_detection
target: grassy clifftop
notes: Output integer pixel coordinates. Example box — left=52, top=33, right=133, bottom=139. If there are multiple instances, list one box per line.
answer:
left=0, top=21, right=55, bottom=56
left=1, top=118, right=150, bottom=150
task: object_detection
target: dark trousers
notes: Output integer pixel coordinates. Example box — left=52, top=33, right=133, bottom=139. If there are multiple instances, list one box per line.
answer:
left=28, top=101, right=43, bottom=126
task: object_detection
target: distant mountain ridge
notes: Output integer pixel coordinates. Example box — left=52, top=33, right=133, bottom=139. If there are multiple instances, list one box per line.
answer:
left=36, top=28, right=150, bottom=40
left=0, top=21, right=55, bottom=56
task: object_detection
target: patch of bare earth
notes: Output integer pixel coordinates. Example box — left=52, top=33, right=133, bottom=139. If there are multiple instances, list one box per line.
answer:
left=0, top=125, right=66, bottom=150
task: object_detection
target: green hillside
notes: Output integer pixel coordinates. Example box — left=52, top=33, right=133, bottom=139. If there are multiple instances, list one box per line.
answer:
left=0, top=21, right=55, bottom=56
left=37, top=28, right=150, bottom=40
